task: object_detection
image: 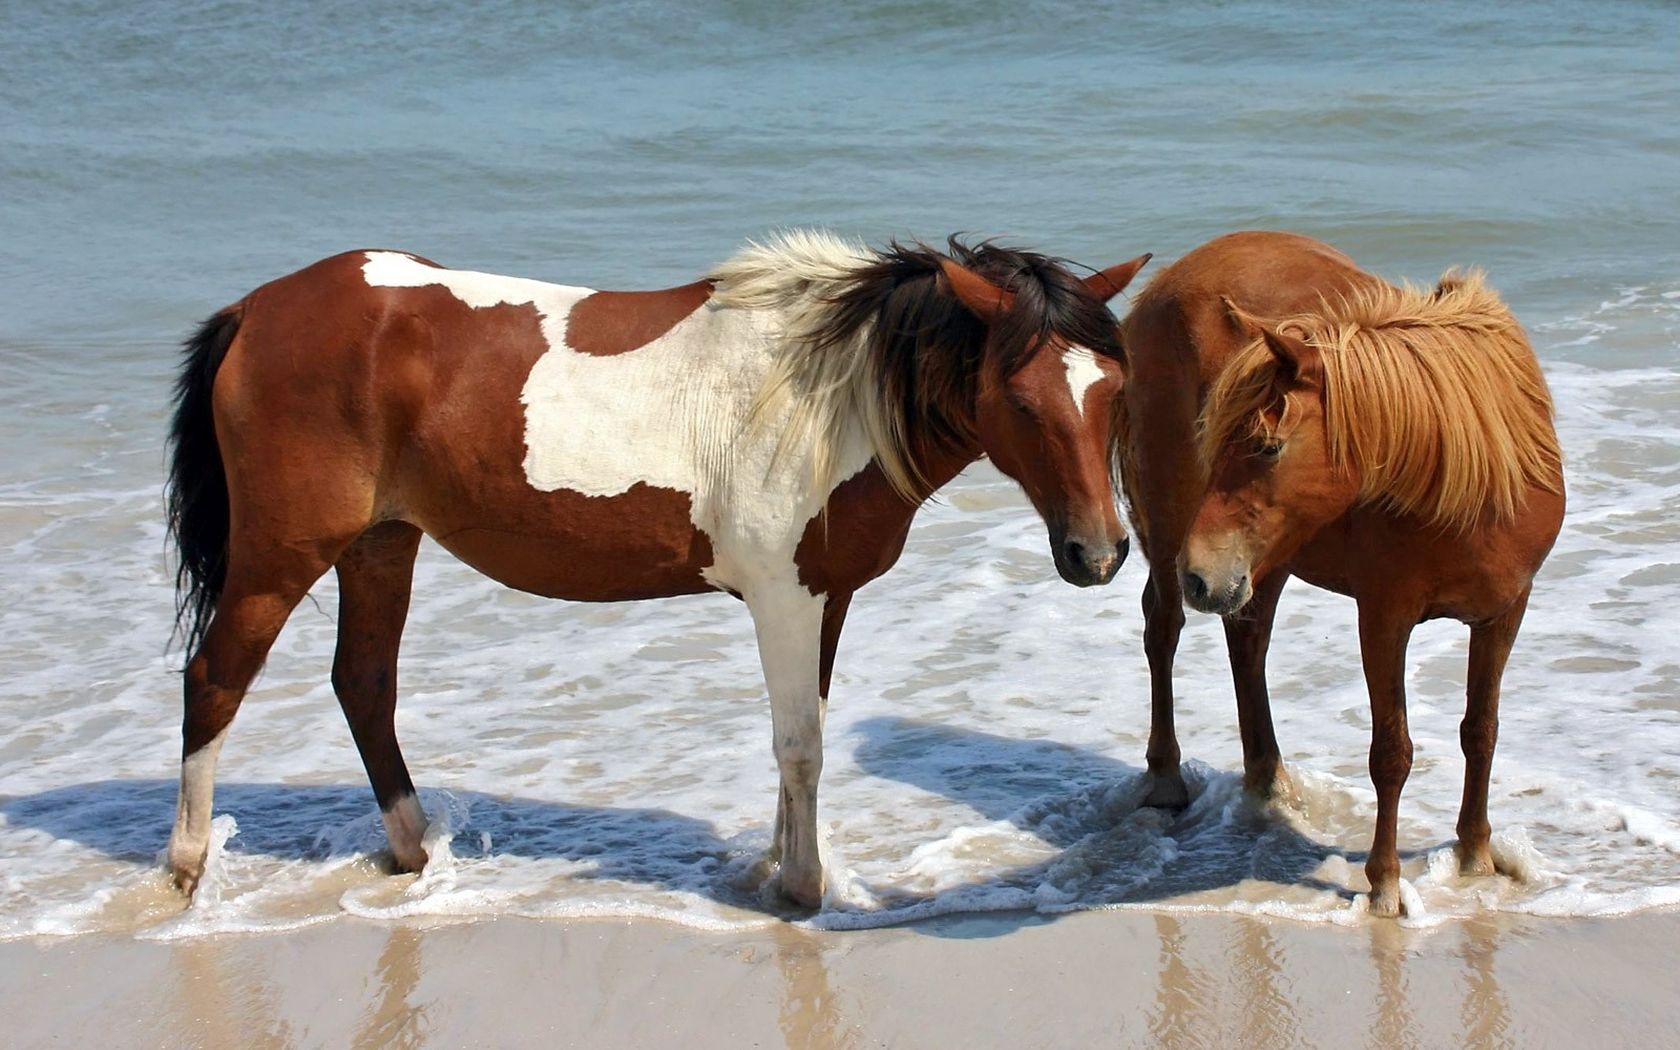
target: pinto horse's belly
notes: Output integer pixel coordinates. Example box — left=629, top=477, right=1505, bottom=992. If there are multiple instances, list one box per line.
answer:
left=416, top=482, right=721, bottom=602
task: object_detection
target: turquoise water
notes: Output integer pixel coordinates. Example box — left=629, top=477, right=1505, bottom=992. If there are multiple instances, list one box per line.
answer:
left=2, top=1, right=1678, bottom=935
left=4, top=1, right=1677, bottom=341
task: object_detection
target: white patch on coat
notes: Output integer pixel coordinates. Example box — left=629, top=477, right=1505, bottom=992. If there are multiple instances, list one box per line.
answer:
left=1062, top=346, right=1107, bottom=420
left=360, top=250, right=874, bottom=599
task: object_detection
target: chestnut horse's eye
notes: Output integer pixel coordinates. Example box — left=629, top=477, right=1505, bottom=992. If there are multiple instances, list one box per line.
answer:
left=1254, top=437, right=1284, bottom=461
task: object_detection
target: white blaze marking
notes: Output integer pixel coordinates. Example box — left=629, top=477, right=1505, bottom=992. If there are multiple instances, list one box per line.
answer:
left=1062, top=346, right=1107, bottom=420
left=360, top=251, right=872, bottom=598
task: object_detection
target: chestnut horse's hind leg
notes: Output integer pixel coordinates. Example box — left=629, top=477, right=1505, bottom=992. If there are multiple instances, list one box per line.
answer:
left=1356, top=597, right=1422, bottom=917
left=1141, top=568, right=1190, bottom=808
left=1456, top=587, right=1531, bottom=877
left=331, top=522, right=429, bottom=874
left=1223, top=570, right=1292, bottom=801
left=167, top=550, right=335, bottom=894
left=747, top=585, right=828, bottom=908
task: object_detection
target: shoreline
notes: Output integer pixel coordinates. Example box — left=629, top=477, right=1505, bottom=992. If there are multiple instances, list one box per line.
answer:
left=4, top=908, right=1677, bottom=1048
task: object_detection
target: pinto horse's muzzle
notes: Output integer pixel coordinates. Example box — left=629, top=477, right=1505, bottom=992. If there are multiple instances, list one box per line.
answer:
left=1052, top=530, right=1128, bottom=587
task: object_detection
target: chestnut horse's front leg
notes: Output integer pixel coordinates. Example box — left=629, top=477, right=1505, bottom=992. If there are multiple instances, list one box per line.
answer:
left=1357, top=597, right=1421, bottom=917
left=1223, top=570, right=1292, bottom=801
left=1458, top=587, right=1531, bottom=877
left=747, top=584, right=830, bottom=909
left=1141, top=567, right=1190, bottom=808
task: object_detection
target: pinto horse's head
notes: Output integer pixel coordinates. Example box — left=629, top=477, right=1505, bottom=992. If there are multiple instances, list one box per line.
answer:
left=938, top=249, right=1151, bottom=586
left=1182, top=313, right=1360, bottom=614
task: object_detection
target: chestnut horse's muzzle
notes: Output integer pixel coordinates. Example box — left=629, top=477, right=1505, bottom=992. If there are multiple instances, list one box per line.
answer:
left=1053, top=531, right=1128, bottom=587
left=1181, top=564, right=1252, bottom=615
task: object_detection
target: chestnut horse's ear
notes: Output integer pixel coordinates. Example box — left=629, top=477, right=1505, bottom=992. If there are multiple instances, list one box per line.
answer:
left=1084, top=253, right=1153, bottom=301
left=1220, top=296, right=1322, bottom=387
left=1259, top=326, right=1322, bottom=387
left=939, top=257, right=1016, bottom=324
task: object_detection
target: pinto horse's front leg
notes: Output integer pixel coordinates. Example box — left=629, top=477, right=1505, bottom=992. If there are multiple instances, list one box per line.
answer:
left=748, top=585, right=832, bottom=909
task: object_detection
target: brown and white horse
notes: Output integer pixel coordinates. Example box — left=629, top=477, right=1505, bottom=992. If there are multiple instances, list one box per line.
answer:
left=164, top=230, right=1151, bottom=907
left=1116, top=231, right=1563, bottom=915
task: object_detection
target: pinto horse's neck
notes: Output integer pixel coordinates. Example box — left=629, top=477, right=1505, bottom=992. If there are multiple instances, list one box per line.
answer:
left=793, top=422, right=984, bottom=598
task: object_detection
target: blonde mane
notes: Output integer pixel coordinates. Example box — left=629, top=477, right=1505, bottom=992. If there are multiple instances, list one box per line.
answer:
left=1199, top=270, right=1563, bottom=530
left=705, top=229, right=910, bottom=497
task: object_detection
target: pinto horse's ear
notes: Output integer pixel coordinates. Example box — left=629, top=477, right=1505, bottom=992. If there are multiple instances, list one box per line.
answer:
left=1084, top=253, right=1152, bottom=301
left=939, top=258, right=1016, bottom=324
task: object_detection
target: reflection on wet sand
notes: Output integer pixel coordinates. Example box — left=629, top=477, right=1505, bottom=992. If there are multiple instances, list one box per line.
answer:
left=2, top=910, right=1673, bottom=1048
left=1459, top=916, right=1512, bottom=1049
left=1369, top=920, right=1419, bottom=1050
left=356, top=924, right=428, bottom=1049
left=171, top=936, right=292, bottom=1049
left=772, top=925, right=849, bottom=1050
left=1148, top=914, right=1300, bottom=1049
left=1148, top=914, right=1203, bottom=1046
left=1237, top=920, right=1298, bottom=1049
left=1136, top=911, right=1522, bottom=1048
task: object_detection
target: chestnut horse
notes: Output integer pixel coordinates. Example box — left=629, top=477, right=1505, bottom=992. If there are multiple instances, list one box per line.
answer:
left=1115, top=231, right=1563, bottom=915
left=164, top=230, right=1151, bottom=907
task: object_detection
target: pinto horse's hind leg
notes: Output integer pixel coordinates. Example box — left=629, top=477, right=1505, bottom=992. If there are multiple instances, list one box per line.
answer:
left=748, top=585, right=829, bottom=909
left=1456, top=588, right=1531, bottom=877
left=1223, top=570, right=1292, bottom=801
left=167, top=550, right=335, bottom=894
left=1142, top=567, right=1190, bottom=808
left=331, top=522, right=429, bottom=874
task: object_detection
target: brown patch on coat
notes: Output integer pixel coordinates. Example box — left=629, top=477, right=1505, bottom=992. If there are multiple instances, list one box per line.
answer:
left=792, top=442, right=979, bottom=598
left=215, top=252, right=721, bottom=604
left=792, top=465, right=917, bottom=598
left=564, top=280, right=715, bottom=356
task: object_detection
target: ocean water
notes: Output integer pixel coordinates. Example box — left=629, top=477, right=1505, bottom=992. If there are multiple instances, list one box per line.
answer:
left=1, top=0, right=1678, bottom=938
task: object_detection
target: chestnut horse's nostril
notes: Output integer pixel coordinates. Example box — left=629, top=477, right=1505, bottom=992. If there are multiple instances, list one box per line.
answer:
left=1062, top=538, right=1087, bottom=569
left=1116, top=535, right=1130, bottom=567
left=1183, top=569, right=1210, bottom=607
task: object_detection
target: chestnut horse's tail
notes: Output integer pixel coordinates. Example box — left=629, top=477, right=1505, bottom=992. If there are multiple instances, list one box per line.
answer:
left=167, top=304, right=243, bottom=653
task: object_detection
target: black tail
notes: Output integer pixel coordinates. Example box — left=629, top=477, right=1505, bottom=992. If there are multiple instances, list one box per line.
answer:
left=167, top=305, right=243, bottom=654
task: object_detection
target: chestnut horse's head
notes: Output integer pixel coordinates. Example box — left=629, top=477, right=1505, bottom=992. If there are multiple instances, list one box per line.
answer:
left=1181, top=315, right=1360, bottom=614
left=939, top=249, right=1152, bottom=586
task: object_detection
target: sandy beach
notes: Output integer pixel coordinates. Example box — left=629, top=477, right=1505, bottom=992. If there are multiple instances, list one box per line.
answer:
left=5, top=909, right=1677, bottom=1048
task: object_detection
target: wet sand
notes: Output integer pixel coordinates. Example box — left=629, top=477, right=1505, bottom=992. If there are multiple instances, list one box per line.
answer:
left=3, top=910, right=1676, bottom=1048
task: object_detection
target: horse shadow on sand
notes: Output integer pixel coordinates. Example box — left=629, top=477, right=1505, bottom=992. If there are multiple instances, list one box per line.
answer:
left=1, top=718, right=1399, bottom=934
left=846, top=716, right=1407, bottom=936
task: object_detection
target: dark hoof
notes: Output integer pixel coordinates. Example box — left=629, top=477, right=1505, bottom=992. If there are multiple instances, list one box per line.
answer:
left=1143, top=773, right=1190, bottom=810
left=1367, top=884, right=1405, bottom=918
